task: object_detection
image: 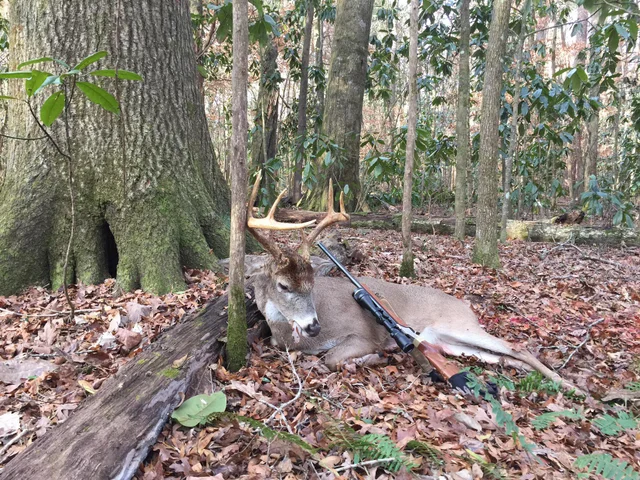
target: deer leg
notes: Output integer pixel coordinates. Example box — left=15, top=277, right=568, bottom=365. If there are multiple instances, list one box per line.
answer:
left=421, top=327, right=583, bottom=394
left=324, top=335, right=381, bottom=371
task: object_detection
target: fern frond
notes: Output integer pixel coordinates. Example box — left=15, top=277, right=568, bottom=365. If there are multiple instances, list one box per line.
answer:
left=206, top=412, right=316, bottom=453
left=406, top=440, right=443, bottom=465
left=324, top=422, right=416, bottom=473
left=625, top=381, right=640, bottom=392
left=532, top=409, right=584, bottom=430
left=575, top=453, right=640, bottom=480
left=593, top=411, right=638, bottom=436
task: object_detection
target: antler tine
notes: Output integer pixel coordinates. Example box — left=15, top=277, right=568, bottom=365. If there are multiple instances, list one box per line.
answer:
left=247, top=171, right=316, bottom=232
left=302, top=179, right=350, bottom=249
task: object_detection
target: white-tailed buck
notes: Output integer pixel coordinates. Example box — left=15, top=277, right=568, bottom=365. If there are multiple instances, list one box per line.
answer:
left=246, top=173, right=580, bottom=393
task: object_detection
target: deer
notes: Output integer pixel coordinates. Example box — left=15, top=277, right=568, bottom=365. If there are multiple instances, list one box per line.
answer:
left=246, top=173, right=582, bottom=394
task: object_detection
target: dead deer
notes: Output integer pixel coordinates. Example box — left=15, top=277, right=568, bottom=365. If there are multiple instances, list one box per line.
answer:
left=246, top=173, right=581, bottom=393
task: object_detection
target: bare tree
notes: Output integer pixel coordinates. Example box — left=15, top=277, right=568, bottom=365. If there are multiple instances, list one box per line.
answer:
left=472, top=0, right=512, bottom=268
left=400, top=0, right=419, bottom=278
left=500, top=0, right=531, bottom=241
left=454, top=0, right=471, bottom=241
left=293, top=0, right=315, bottom=203
left=227, top=0, right=249, bottom=372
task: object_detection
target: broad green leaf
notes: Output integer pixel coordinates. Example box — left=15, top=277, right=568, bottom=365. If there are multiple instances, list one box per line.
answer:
left=17, top=57, right=53, bottom=69
left=73, top=51, right=108, bottom=71
left=90, top=69, right=143, bottom=81
left=40, top=91, right=66, bottom=126
left=171, top=392, right=227, bottom=427
left=25, top=70, right=51, bottom=97
left=76, top=81, right=120, bottom=114
left=34, top=75, right=61, bottom=96
left=576, top=67, right=589, bottom=83
left=0, top=71, right=34, bottom=79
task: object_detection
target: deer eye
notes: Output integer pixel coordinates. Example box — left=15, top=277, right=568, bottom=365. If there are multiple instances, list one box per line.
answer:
left=277, top=282, right=290, bottom=292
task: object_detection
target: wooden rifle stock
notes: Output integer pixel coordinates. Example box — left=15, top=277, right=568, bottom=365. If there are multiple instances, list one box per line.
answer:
left=359, top=284, right=461, bottom=381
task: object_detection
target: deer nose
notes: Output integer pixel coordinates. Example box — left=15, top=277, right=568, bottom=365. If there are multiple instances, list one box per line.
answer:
left=305, top=318, right=321, bottom=337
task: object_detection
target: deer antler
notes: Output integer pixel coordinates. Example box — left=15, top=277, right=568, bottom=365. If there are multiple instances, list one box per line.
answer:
left=300, top=179, right=350, bottom=258
left=247, top=171, right=316, bottom=258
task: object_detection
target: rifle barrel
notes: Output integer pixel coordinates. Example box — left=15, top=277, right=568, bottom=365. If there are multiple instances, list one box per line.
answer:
left=317, top=243, right=363, bottom=288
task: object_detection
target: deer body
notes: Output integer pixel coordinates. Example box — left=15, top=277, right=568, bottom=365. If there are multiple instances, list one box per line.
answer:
left=245, top=172, right=579, bottom=393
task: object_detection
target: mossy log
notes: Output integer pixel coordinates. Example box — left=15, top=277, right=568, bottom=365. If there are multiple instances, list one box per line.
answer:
left=506, top=220, right=640, bottom=246
left=0, top=293, right=263, bottom=480
left=275, top=209, right=639, bottom=246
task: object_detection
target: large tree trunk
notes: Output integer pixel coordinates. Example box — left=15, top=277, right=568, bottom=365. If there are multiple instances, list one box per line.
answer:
left=307, top=0, right=375, bottom=211
left=400, top=0, right=419, bottom=278
left=0, top=0, right=230, bottom=296
left=472, top=0, right=512, bottom=268
left=454, top=0, right=471, bottom=241
left=0, top=293, right=264, bottom=480
left=500, top=0, right=531, bottom=242
left=250, top=38, right=279, bottom=203
left=292, top=1, right=314, bottom=203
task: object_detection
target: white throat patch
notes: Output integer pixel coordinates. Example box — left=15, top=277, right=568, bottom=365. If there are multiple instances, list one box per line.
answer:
left=264, top=300, right=288, bottom=323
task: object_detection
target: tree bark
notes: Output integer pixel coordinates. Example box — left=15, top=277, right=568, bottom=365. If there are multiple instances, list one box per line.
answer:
left=250, top=38, right=279, bottom=204
left=0, top=0, right=230, bottom=296
left=454, top=0, right=471, bottom=241
left=227, top=0, right=249, bottom=372
left=472, top=0, right=512, bottom=268
left=500, top=0, right=531, bottom=242
left=293, top=1, right=315, bottom=203
left=314, top=15, right=325, bottom=135
left=400, top=0, right=419, bottom=278
left=0, top=294, right=263, bottom=480
left=307, top=0, right=375, bottom=211
left=584, top=85, right=599, bottom=192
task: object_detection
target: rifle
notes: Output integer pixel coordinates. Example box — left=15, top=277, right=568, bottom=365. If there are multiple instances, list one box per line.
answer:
left=318, top=242, right=486, bottom=394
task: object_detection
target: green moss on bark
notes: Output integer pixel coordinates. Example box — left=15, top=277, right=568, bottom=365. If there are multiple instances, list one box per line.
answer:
left=399, top=254, right=415, bottom=278
left=226, top=285, right=248, bottom=372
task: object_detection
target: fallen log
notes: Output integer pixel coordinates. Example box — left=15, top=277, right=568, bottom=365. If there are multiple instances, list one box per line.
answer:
left=0, top=292, right=263, bottom=480
left=275, top=209, right=639, bottom=246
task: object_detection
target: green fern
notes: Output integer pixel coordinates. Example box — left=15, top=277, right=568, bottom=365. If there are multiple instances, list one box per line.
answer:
left=625, top=381, right=640, bottom=392
left=324, top=422, right=416, bottom=473
left=575, top=453, right=639, bottom=480
left=532, top=409, right=584, bottom=430
left=593, top=411, right=638, bottom=436
left=466, top=450, right=507, bottom=480
left=463, top=371, right=535, bottom=453
left=207, top=412, right=316, bottom=453
left=406, top=440, right=443, bottom=466
left=517, top=371, right=562, bottom=395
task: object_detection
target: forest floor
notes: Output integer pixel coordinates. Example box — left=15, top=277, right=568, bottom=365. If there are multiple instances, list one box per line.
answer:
left=0, top=228, right=639, bottom=479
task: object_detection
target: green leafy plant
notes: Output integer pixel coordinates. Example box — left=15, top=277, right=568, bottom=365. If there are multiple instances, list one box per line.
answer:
left=517, top=371, right=562, bottom=395
left=575, top=453, right=640, bottom=480
left=625, top=381, right=640, bottom=392
left=592, top=411, right=638, bottom=436
left=405, top=440, right=443, bottom=466
left=171, top=392, right=227, bottom=427
left=466, top=450, right=507, bottom=480
left=532, top=409, right=584, bottom=430
left=324, top=421, right=416, bottom=473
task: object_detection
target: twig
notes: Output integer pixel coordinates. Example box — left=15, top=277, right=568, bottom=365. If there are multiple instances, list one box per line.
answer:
left=0, top=132, right=47, bottom=141
left=334, top=457, right=398, bottom=472
left=0, top=307, right=100, bottom=318
left=558, top=318, right=605, bottom=370
left=0, top=429, right=32, bottom=462
left=527, top=10, right=600, bottom=38
left=266, top=348, right=304, bottom=433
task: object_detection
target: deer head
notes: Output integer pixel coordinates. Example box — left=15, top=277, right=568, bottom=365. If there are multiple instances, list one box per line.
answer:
left=246, top=171, right=349, bottom=340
